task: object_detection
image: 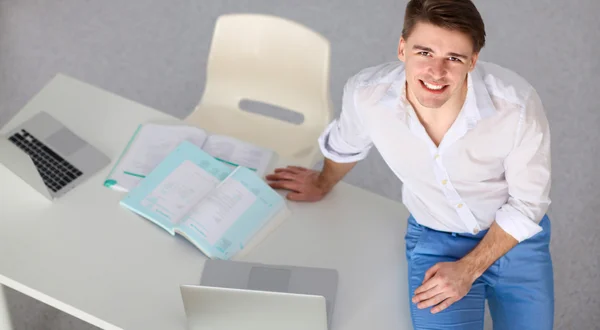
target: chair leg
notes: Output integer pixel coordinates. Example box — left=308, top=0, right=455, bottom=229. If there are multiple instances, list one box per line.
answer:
left=0, top=285, right=13, bottom=330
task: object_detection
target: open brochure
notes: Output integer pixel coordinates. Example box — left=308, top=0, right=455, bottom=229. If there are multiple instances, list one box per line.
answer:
left=120, top=141, right=289, bottom=260
left=104, top=123, right=277, bottom=192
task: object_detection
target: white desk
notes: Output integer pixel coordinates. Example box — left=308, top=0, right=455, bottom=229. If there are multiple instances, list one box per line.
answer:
left=0, top=74, right=412, bottom=330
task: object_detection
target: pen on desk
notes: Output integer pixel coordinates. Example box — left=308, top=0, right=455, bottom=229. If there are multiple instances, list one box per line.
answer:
left=214, top=157, right=257, bottom=172
left=123, top=171, right=146, bottom=178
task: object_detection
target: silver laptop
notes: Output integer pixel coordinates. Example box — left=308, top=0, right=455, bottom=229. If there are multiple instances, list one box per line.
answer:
left=180, top=259, right=339, bottom=330
left=0, top=111, right=110, bottom=200
left=180, top=285, right=329, bottom=330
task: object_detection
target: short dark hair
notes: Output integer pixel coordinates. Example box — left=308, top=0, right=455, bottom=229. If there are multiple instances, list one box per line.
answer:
left=402, top=0, right=486, bottom=53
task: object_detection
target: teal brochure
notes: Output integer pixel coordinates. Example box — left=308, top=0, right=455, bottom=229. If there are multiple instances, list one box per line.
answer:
left=120, top=141, right=290, bottom=260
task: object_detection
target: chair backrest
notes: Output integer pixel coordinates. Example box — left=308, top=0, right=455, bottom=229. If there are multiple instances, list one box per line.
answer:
left=187, top=14, right=333, bottom=167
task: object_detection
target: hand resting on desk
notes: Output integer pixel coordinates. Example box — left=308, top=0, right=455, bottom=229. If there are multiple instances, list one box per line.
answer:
left=266, top=166, right=328, bottom=202
left=266, top=158, right=358, bottom=202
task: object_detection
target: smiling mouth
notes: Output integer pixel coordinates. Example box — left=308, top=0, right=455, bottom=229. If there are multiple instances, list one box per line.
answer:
left=420, top=80, right=448, bottom=93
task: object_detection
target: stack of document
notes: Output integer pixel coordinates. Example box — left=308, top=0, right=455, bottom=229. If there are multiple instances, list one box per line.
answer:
left=105, top=124, right=289, bottom=260
left=104, top=123, right=277, bottom=192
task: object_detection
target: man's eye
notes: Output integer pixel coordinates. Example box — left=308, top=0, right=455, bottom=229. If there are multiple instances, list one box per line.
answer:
left=448, top=57, right=461, bottom=62
left=418, top=51, right=430, bottom=56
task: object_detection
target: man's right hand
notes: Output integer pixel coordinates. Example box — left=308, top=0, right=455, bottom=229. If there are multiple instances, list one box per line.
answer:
left=265, top=166, right=331, bottom=202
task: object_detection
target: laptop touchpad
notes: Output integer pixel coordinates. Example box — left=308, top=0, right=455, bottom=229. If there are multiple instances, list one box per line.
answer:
left=248, top=267, right=291, bottom=293
left=46, top=128, right=86, bottom=156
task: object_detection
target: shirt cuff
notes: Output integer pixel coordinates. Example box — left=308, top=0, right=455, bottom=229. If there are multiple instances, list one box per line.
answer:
left=495, top=207, right=543, bottom=243
left=317, top=121, right=371, bottom=163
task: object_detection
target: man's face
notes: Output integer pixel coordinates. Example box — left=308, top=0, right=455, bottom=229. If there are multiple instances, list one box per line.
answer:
left=398, top=22, right=478, bottom=109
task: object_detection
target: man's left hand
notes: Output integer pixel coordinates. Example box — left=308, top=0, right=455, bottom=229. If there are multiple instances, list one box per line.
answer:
left=412, top=261, right=477, bottom=314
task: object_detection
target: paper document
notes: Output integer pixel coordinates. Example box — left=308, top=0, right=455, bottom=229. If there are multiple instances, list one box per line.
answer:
left=139, top=160, right=221, bottom=224
left=183, top=178, right=257, bottom=245
left=105, top=124, right=208, bottom=191
left=120, top=124, right=207, bottom=177
left=202, top=135, right=273, bottom=175
left=105, top=124, right=276, bottom=192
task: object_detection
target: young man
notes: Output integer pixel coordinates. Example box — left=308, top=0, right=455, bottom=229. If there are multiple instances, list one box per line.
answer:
left=266, top=0, right=554, bottom=329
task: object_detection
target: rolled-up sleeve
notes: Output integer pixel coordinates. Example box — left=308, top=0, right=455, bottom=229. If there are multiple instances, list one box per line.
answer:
left=495, top=89, right=552, bottom=243
left=318, top=76, right=373, bottom=163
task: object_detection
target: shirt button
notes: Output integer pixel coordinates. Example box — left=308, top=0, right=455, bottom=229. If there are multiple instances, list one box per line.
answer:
left=434, top=154, right=440, bottom=160
left=441, top=179, right=448, bottom=185
left=473, top=228, right=480, bottom=234
left=457, top=203, right=463, bottom=208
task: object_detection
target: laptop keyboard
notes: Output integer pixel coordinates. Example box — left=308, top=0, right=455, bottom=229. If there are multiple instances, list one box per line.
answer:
left=8, top=129, right=83, bottom=193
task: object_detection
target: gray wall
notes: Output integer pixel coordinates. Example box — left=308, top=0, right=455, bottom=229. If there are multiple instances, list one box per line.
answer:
left=1, top=0, right=598, bottom=329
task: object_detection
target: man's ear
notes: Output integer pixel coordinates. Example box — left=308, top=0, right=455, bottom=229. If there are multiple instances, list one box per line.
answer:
left=398, top=37, right=407, bottom=62
left=469, top=52, right=479, bottom=71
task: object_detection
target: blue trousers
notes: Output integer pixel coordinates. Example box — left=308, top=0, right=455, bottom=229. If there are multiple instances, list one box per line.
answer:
left=405, top=215, right=554, bottom=330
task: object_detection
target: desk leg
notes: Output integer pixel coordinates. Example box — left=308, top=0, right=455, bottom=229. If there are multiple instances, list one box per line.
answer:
left=0, top=285, right=13, bottom=330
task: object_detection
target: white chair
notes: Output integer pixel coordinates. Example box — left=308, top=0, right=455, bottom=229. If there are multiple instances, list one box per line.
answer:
left=185, top=14, right=334, bottom=168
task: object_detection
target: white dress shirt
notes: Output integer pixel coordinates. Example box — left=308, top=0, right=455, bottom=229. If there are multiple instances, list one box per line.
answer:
left=318, top=61, right=551, bottom=242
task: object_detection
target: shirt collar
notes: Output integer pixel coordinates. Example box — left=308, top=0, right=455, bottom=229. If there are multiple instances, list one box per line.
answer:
left=468, top=65, right=496, bottom=121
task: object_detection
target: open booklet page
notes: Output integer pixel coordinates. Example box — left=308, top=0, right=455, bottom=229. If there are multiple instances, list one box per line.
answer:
left=138, top=160, right=223, bottom=228
left=106, top=123, right=208, bottom=191
left=120, top=141, right=232, bottom=234
left=202, top=135, right=275, bottom=177
left=178, top=166, right=286, bottom=260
